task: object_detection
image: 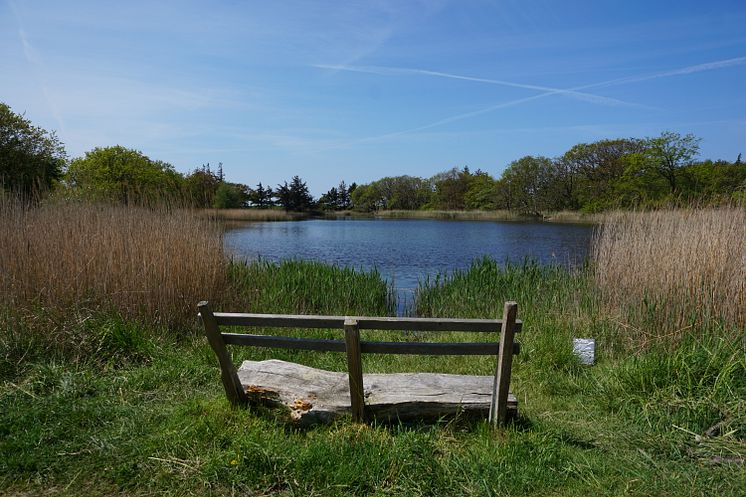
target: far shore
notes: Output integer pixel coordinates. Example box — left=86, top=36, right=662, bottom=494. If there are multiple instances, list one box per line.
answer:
left=203, top=207, right=605, bottom=224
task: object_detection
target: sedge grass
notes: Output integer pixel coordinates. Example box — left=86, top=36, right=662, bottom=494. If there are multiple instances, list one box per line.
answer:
left=225, top=259, right=395, bottom=317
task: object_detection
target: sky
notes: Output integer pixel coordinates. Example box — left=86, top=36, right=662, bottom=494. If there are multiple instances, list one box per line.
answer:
left=2, top=0, right=745, bottom=195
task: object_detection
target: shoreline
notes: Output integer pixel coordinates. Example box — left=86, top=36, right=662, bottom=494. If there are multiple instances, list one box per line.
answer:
left=206, top=208, right=606, bottom=225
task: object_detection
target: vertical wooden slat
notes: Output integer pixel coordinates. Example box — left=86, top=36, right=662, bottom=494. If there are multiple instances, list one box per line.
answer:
left=344, top=319, right=365, bottom=422
left=198, top=301, right=248, bottom=406
left=489, top=301, right=518, bottom=425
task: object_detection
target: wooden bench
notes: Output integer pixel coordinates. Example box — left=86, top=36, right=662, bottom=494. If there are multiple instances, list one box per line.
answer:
left=198, top=301, right=521, bottom=425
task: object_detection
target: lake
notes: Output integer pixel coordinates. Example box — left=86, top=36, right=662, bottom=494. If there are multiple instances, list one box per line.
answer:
left=224, top=218, right=595, bottom=312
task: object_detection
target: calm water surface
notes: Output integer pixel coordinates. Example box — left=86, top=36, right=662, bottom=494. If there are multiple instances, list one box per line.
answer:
left=224, top=218, right=594, bottom=312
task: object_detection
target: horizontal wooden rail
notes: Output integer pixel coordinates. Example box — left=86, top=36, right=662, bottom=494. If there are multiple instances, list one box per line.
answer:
left=212, top=312, right=522, bottom=333
left=361, top=341, right=520, bottom=356
left=222, top=333, right=346, bottom=352
left=221, top=332, right=520, bottom=356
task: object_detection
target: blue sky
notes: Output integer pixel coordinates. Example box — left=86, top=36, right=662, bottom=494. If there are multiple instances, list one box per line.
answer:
left=2, top=0, right=745, bottom=195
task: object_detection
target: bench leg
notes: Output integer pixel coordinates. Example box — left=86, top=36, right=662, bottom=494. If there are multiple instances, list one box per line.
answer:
left=198, top=301, right=248, bottom=405
left=490, top=301, right=518, bottom=425
left=344, top=319, right=365, bottom=422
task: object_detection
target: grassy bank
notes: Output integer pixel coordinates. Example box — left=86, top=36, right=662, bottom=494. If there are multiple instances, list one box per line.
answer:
left=1, top=200, right=744, bottom=496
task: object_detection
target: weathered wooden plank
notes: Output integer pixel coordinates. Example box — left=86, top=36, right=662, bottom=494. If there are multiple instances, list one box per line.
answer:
left=214, top=312, right=522, bottom=333
left=490, top=301, right=518, bottom=426
left=344, top=319, right=365, bottom=422
left=197, top=301, right=247, bottom=405
left=237, top=359, right=517, bottom=425
left=221, top=333, right=521, bottom=356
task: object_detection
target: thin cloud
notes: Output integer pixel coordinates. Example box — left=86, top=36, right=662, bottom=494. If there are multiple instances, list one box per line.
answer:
left=8, top=1, right=66, bottom=133
left=317, top=55, right=746, bottom=150
left=314, top=63, right=643, bottom=108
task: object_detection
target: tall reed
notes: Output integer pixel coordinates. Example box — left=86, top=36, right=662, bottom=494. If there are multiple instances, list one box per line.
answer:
left=201, top=208, right=307, bottom=222
left=0, top=197, right=226, bottom=330
left=593, top=208, right=746, bottom=340
left=375, top=210, right=526, bottom=221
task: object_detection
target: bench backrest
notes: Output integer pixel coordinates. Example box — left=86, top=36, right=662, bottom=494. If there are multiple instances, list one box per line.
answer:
left=198, top=301, right=520, bottom=425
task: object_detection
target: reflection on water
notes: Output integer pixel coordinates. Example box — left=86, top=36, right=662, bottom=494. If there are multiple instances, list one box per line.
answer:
left=224, top=218, right=594, bottom=313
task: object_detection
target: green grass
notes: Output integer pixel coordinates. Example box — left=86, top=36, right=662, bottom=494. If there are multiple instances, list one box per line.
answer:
left=225, top=259, right=395, bottom=316
left=2, top=259, right=744, bottom=496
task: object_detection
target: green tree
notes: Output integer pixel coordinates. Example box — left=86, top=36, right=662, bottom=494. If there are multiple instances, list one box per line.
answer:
left=319, top=186, right=340, bottom=211
left=213, top=182, right=247, bottom=209
left=640, top=131, right=701, bottom=194
left=499, top=156, right=556, bottom=213
left=275, top=176, right=314, bottom=211
left=464, top=170, right=500, bottom=210
left=560, top=138, right=643, bottom=211
left=675, top=158, right=746, bottom=203
left=67, top=146, right=183, bottom=204
left=0, top=102, right=66, bottom=196
left=350, top=182, right=384, bottom=212
left=432, top=167, right=472, bottom=210
left=610, top=153, right=669, bottom=207
left=248, top=182, right=274, bottom=208
left=336, top=181, right=354, bottom=210
left=351, top=175, right=432, bottom=212
left=183, top=164, right=222, bottom=207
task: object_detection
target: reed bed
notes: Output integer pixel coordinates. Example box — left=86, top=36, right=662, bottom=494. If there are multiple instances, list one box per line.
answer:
left=375, top=209, right=606, bottom=223
left=593, top=207, right=746, bottom=340
left=0, top=198, right=226, bottom=330
left=375, top=209, right=527, bottom=221
left=202, top=208, right=307, bottom=222
left=542, top=210, right=607, bottom=224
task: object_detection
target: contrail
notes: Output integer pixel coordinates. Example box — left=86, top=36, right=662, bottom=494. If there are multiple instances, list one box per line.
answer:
left=314, top=63, right=642, bottom=108
left=314, top=56, right=746, bottom=150
left=326, top=92, right=561, bottom=148
left=576, top=56, right=746, bottom=90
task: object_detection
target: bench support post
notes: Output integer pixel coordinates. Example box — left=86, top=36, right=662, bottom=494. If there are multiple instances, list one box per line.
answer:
left=490, top=301, right=518, bottom=426
left=198, top=301, right=248, bottom=406
left=344, top=319, right=365, bottom=422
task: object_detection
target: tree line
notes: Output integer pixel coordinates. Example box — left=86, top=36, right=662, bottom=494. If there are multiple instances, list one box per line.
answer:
left=350, top=133, right=745, bottom=213
left=2, top=101, right=744, bottom=213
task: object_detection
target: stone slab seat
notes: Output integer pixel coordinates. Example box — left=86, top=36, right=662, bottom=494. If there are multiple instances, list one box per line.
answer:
left=238, top=359, right=518, bottom=426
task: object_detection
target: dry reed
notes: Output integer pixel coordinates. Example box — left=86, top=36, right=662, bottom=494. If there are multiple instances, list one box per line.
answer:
left=201, top=208, right=306, bottom=222
left=542, top=210, right=607, bottom=224
left=0, top=198, right=226, bottom=329
left=375, top=210, right=526, bottom=221
left=593, top=208, right=746, bottom=341
left=375, top=209, right=605, bottom=223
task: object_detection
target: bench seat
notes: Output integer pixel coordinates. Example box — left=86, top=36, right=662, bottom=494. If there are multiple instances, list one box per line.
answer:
left=239, top=359, right=517, bottom=425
